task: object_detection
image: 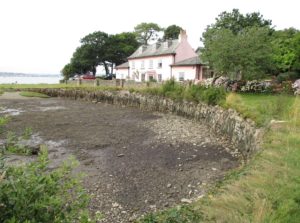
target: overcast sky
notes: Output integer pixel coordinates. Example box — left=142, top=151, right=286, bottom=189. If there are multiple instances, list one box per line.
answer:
left=0, top=0, right=299, bottom=74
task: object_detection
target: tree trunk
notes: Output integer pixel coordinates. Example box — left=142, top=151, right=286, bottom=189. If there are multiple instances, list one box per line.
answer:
left=92, top=66, right=96, bottom=76
left=103, top=62, right=109, bottom=75
left=110, top=63, right=114, bottom=74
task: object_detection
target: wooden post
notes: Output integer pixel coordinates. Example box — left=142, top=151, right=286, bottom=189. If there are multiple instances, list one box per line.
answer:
left=77, top=79, right=82, bottom=86
left=94, top=79, right=100, bottom=86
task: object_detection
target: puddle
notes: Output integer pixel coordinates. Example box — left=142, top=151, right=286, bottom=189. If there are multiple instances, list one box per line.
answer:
left=37, top=106, right=66, bottom=112
left=0, top=108, right=24, bottom=116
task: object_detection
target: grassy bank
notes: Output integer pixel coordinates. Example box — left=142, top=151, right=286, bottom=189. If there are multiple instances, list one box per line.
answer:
left=138, top=94, right=300, bottom=223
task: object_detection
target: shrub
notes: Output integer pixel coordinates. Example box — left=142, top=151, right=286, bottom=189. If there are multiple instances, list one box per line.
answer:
left=276, top=71, right=300, bottom=83
left=200, top=86, right=226, bottom=105
left=0, top=147, right=95, bottom=223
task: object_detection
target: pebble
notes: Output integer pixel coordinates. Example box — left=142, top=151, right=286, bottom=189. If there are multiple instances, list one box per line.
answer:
left=167, top=183, right=172, bottom=188
left=117, top=153, right=125, bottom=157
left=181, top=198, right=192, bottom=204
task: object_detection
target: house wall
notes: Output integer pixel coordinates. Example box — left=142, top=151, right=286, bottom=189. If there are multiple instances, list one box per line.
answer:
left=172, top=66, right=197, bottom=81
left=175, top=38, right=198, bottom=63
left=116, top=68, right=129, bottom=79
left=128, top=55, right=174, bottom=82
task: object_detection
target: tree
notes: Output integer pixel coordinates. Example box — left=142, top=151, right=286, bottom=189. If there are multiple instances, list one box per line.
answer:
left=80, top=31, right=109, bottom=75
left=134, top=22, right=162, bottom=45
left=202, top=27, right=272, bottom=80
left=106, top=32, right=139, bottom=69
left=201, top=9, right=274, bottom=80
left=70, top=45, right=97, bottom=75
left=271, top=28, right=300, bottom=73
left=211, top=9, right=273, bottom=35
left=163, top=25, right=182, bottom=40
left=61, top=63, right=76, bottom=80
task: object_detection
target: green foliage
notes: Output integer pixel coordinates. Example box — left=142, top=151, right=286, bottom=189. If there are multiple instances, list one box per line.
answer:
left=138, top=205, right=202, bottom=223
left=211, top=8, right=273, bottom=35
left=202, top=26, right=273, bottom=80
left=0, top=147, right=95, bottom=223
left=106, top=32, right=139, bottom=66
left=134, top=22, right=163, bottom=45
left=22, top=127, right=32, bottom=140
left=163, top=25, right=182, bottom=40
left=142, top=79, right=226, bottom=105
left=276, top=71, right=300, bottom=83
left=19, top=91, right=50, bottom=98
left=271, top=28, right=300, bottom=73
left=202, top=9, right=273, bottom=80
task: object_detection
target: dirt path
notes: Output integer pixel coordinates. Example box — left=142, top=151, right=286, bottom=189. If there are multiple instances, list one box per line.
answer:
left=0, top=93, right=239, bottom=222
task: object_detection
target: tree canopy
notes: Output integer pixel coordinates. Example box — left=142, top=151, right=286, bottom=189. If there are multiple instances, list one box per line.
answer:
left=271, top=28, right=300, bottom=73
left=134, top=22, right=162, bottom=45
left=202, top=9, right=274, bottom=80
left=163, top=25, right=182, bottom=40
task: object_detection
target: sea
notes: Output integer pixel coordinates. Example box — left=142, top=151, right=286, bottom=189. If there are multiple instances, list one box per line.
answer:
left=0, top=72, right=62, bottom=84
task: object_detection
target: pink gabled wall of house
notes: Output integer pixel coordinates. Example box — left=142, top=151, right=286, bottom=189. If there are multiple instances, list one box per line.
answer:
left=175, top=30, right=198, bottom=63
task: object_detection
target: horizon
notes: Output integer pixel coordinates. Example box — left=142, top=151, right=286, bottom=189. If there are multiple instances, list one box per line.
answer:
left=1, top=0, right=299, bottom=74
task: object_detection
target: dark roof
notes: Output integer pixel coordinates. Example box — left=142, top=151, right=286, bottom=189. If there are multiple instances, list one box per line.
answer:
left=116, top=62, right=129, bottom=69
left=128, top=40, right=180, bottom=59
left=171, top=56, right=204, bottom=66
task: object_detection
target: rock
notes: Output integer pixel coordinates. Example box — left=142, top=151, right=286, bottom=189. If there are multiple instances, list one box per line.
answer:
left=112, top=202, right=120, bottom=208
left=212, top=167, right=217, bottom=171
left=181, top=198, right=192, bottom=204
left=117, top=153, right=125, bottom=157
left=167, top=183, right=172, bottom=188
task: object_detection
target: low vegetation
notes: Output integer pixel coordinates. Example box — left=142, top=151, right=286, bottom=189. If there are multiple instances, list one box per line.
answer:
left=19, top=91, right=50, bottom=98
left=0, top=117, right=97, bottom=223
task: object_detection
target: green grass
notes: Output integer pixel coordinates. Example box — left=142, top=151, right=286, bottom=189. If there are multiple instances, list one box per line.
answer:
left=138, top=95, right=300, bottom=223
left=19, top=91, right=50, bottom=98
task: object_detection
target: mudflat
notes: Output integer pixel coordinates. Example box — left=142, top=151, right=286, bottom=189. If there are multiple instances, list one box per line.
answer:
left=0, top=93, right=239, bottom=222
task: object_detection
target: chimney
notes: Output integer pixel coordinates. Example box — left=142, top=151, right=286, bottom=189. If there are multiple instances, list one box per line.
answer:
left=178, top=29, right=188, bottom=42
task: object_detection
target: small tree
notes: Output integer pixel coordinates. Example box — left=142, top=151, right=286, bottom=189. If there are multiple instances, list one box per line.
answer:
left=163, top=25, right=182, bottom=40
left=134, top=22, right=163, bottom=45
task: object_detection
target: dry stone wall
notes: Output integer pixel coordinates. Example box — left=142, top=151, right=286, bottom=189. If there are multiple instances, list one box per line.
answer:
left=29, top=88, right=263, bottom=159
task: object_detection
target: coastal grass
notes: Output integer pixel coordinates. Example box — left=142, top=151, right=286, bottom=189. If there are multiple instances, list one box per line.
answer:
left=138, top=95, right=300, bottom=223
left=19, top=91, right=50, bottom=98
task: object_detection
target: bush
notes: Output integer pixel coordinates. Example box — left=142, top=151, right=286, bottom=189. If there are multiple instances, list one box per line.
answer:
left=0, top=147, right=95, bottom=223
left=277, top=71, right=300, bottom=83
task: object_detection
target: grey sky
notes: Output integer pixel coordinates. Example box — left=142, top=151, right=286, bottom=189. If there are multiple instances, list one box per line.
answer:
left=0, top=0, right=299, bottom=74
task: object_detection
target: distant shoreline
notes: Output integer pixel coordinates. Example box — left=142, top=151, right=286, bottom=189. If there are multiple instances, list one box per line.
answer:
left=0, top=72, right=61, bottom=78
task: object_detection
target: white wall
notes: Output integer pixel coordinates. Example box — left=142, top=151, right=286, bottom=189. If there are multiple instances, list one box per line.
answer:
left=172, top=66, right=196, bottom=81
left=116, top=68, right=129, bottom=79
left=128, top=55, right=174, bottom=82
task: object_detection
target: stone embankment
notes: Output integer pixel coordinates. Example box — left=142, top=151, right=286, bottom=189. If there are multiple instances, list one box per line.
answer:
left=29, top=88, right=262, bottom=159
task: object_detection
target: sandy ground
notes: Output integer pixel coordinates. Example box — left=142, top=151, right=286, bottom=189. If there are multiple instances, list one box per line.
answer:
left=0, top=92, right=239, bottom=222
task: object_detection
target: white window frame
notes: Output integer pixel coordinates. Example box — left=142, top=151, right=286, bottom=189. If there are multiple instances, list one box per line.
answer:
left=149, top=60, right=153, bottom=69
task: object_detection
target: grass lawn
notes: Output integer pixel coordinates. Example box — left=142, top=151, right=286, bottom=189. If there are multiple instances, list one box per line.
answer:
left=19, top=91, right=50, bottom=98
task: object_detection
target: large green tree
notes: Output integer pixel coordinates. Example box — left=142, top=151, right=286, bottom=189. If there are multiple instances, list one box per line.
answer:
left=134, top=22, right=162, bottom=45
left=163, top=25, right=182, bottom=40
left=106, top=32, right=139, bottom=67
left=202, top=9, right=273, bottom=80
left=271, top=28, right=300, bottom=73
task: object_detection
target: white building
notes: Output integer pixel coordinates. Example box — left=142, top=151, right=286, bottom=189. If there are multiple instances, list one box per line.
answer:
left=116, top=30, right=206, bottom=82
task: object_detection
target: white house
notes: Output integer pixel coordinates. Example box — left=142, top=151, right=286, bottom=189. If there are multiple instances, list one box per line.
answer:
left=116, top=30, right=206, bottom=82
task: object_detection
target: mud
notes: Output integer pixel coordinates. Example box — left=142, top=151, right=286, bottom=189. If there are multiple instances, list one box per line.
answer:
left=0, top=93, right=239, bottom=222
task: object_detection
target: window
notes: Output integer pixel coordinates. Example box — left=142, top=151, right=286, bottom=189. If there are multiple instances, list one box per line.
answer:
left=158, top=74, right=162, bottom=82
left=132, top=61, right=135, bottom=69
left=157, top=59, right=162, bottom=68
left=149, top=60, right=153, bottom=69
left=141, top=60, right=145, bottom=69
left=179, top=72, right=185, bottom=81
